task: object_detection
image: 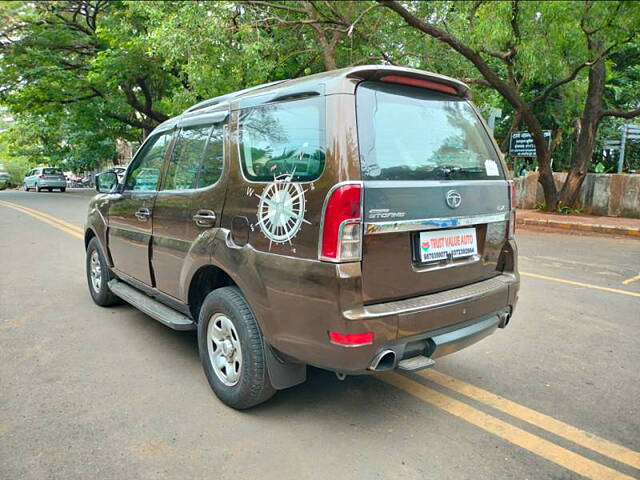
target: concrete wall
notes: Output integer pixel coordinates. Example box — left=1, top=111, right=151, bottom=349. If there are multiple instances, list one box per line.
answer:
left=514, top=173, right=640, bottom=218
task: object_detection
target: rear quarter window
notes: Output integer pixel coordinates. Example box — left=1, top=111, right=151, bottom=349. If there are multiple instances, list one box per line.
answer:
left=239, top=96, right=325, bottom=182
left=356, top=81, right=503, bottom=181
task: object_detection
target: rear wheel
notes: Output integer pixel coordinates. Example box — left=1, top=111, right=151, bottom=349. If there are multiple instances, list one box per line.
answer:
left=198, top=287, right=275, bottom=409
left=23, top=184, right=29, bottom=191
left=86, top=237, right=120, bottom=306
left=35, top=184, right=41, bottom=192
left=60, top=187, right=66, bottom=193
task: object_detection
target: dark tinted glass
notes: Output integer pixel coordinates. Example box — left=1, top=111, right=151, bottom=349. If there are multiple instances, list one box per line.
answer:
left=198, top=124, right=224, bottom=188
left=356, top=82, right=503, bottom=181
left=43, top=168, right=62, bottom=175
left=164, top=125, right=211, bottom=190
left=239, top=96, right=325, bottom=182
left=125, top=132, right=172, bottom=191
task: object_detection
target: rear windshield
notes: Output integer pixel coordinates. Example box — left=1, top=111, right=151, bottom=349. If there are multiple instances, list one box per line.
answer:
left=356, top=82, right=503, bottom=181
left=43, top=168, right=63, bottom=175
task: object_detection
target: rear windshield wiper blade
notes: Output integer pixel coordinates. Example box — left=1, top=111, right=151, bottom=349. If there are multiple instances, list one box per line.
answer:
left=433, top=165, right=484, bottom=177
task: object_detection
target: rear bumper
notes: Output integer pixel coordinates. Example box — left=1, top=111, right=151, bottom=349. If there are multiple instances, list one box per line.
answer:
left=38, top=181, right=66, bottom=187
left=289, top=272, right=518, bottom=374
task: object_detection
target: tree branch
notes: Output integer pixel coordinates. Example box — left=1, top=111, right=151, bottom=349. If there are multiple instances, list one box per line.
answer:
left=601, top=106, right=640, bottom=119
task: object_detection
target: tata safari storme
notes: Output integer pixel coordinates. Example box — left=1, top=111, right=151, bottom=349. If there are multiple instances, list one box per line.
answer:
left=85, top=66, right=519, bottom=409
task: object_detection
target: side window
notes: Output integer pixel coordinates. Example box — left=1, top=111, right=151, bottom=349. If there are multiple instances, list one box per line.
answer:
left=163, top=125, right=211, bottom=191
left=125, top=132, right=172, bottom=191
left=198, top=123, right=224, bottom=188
left=239, top=96, right=325, bottom=182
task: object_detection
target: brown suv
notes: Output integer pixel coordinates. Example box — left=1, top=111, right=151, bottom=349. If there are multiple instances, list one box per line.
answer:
left=85, top=65, right=519, bottom=409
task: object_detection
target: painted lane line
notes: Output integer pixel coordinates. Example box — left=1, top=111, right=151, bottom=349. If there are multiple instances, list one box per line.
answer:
left=0, top=203, right=83, bottom=238
left=6, top=199, right=638, bottom=478
left=382, top=374, right=636, bottom=480
left=621, top=274, right=640, bottom=285
left=0, top=201, right=83, bottom=240
left=420, top=369, right=640, bottom=470
left=0, top=200, right=83, bottom=234
left=521, top=271, right=640, bottom=298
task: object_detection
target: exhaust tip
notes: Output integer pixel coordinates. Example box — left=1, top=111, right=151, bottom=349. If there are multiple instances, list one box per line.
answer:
left=369, top=350, right=396, bottom=371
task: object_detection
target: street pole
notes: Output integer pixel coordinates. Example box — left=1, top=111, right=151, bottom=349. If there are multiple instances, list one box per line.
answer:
left=617, top=125, right=627, bottom=173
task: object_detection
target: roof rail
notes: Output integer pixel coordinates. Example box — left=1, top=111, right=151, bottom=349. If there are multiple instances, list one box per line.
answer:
left=183, top=79, right=290, bottom=114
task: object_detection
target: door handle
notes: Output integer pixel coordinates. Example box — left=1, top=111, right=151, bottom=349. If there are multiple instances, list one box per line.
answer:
left=135, top=207, right=151, bottom=222
left=193, top=210, right=216, bottom=227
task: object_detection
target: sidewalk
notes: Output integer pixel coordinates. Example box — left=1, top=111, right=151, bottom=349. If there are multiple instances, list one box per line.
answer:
left=517, top=209, right=640, bottom=237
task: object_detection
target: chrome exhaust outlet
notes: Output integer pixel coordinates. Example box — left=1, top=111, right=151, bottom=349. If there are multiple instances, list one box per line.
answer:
left=369, top=350, right=397, bottom=371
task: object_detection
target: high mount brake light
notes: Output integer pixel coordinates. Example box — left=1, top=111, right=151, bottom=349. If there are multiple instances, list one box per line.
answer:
left=319, top=183, right=362, bottom=263
left=380, top=75, right=458, bottom=95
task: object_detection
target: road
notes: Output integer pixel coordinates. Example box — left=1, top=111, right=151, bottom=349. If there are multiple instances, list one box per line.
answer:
left=1, top=189, right=639, bottom=480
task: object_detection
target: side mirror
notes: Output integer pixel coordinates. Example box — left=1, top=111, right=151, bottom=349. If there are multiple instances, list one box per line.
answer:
left=96, top=171, right=118, bottom=193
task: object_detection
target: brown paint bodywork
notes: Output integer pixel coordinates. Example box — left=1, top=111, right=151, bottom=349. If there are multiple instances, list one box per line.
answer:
left=85, top=65, right=519, bottom=374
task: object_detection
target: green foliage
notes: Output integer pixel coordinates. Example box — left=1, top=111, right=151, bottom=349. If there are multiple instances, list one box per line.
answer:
left=0, top=0, right=639, bottom=182
left=556, top=203, right=584, bottom=215
left=3, top=156, right=32, bottom=186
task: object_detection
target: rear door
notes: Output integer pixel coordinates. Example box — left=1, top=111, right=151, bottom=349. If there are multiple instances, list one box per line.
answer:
left=356, top=81, right=510, bottom=303
left=107, top=131, right=173, bottom=285
left=42, top=168, right=64, bottom=183
left=151, top=115, right=227, bottom=300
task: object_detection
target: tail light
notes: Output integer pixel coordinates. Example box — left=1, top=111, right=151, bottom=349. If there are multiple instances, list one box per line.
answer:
left=507, top=180, right=516, bottom=239
left=319, top=182, right=362, bottom=262
left=39, top=174, right=45, bottom=178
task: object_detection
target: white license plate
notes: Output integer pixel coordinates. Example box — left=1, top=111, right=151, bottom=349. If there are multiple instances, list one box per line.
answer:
left=418, top=228, right=478, bottom=263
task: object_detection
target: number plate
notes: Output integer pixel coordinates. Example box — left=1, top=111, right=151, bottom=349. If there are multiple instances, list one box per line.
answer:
left=418, top=228, right=478, bottom=263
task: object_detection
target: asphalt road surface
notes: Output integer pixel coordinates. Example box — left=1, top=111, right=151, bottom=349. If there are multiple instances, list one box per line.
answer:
left=1, top=189, right=639, bottom=480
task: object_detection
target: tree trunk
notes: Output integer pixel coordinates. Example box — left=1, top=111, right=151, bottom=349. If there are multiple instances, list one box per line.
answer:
left=520, top=106, right=558, bottom=210
left=558, top=56, right=605, bottom=207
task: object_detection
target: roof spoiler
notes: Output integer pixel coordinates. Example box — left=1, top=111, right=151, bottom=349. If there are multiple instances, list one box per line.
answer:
left=345, top=66, right=470, bottom=99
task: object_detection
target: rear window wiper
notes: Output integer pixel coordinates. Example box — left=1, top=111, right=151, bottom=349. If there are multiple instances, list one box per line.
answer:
left=433, top=165, right=485, bottom=177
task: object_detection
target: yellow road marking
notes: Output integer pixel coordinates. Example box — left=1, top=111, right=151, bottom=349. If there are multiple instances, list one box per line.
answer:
left=621, top=274, right=640, bottom=285
left=521, top=271, right=640, bottom=298
left=420, top=369, right=640, bottom=470
left=4, top=199, right=640, bottom=478
left=383, top=373, right=636, bottom=480
left=0, top=200, right=83, bottom=233
left=0, top=200, right=83, bottom=239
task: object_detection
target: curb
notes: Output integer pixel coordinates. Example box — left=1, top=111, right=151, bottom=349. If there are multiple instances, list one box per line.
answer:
left=517, top=217, right=640, bottom=237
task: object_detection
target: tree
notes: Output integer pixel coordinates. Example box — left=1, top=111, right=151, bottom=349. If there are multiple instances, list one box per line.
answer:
left=378, top=0, right=640, bottom=210
left=0, top=1, right=189, bottom=170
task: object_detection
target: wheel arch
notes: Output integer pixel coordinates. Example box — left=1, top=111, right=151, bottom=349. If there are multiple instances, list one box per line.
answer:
left=187, top=264, right=237, bottom=321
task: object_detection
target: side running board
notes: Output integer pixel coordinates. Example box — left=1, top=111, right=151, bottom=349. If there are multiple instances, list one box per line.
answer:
left=108, top=279, right=196, bottom=331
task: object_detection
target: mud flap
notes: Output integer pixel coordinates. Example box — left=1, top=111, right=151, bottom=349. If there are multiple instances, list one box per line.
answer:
left=264, top=343, right=307, bottom=390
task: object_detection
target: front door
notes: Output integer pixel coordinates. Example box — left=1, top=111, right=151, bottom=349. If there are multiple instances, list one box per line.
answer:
left=108, top=130, right=174, bottom=285
left=151, top=118, right=227, bottom=300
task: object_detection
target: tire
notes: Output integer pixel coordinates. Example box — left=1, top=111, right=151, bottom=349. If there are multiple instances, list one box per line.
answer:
left=60, top=188, right=66, bottom=193
left=47, top=188, right=52, bottom=192
left=36, top=184, right=41, bottom=192
left=23, top=184, right=29, bottom=191
left=198, top=287, right=275, bottom=409
left=86, top=237, right=121, bottom=307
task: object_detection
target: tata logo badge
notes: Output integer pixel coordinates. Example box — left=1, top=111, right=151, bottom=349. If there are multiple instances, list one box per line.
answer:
left=445, top=190, right=462, bottom=209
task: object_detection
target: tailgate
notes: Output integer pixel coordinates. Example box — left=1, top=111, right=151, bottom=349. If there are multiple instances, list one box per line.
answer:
left=355, top=79, right=511, bottom=304
left=362, top=180, right=508, bottom=303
